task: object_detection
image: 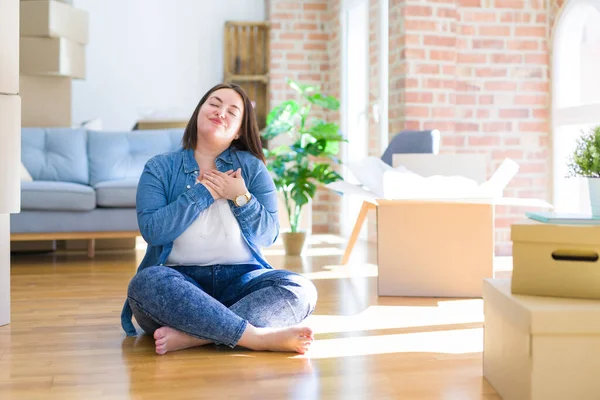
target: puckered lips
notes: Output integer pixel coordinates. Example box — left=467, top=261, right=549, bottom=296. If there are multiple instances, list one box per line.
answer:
left=209, top=117, right=224, bottom=127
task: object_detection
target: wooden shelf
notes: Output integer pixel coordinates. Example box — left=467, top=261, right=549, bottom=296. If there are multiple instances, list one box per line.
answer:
left=223, top=74, right=269, bottom=83
left=223, top=21, right=270, bottom=138
left=224, top=21, right=270, bottom=76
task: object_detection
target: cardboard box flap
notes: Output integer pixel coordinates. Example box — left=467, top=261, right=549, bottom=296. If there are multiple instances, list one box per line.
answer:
left=326, top=157, right=552, bottom=209
left=484, top=279, right=600, bottom=335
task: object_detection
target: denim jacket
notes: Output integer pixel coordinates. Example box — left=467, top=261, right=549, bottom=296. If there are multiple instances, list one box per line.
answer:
left=120, top=146, right=279, bottom=336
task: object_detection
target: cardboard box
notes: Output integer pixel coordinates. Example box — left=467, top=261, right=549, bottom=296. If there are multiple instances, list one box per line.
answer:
left=0, top=94, right=21, bottom=214
left=20, top=75, right=71, bottom=127
left=377, top=199, right=494, bottom=297
left=20, top=37, right=85, bottom=79
left=20, top=0, right=89, bottom=45
left=483, top=278, right=600, bottom=400
left=511, top=220, right=600, bottom=300
left=0, top=0, right=19, bottom=94
left=0, top=214, right=10, bottom=326
left=327, top=154, right=551, bottom=297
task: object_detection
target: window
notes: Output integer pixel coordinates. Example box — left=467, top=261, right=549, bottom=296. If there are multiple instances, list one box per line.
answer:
left=553, top=0, right=600, bottom=213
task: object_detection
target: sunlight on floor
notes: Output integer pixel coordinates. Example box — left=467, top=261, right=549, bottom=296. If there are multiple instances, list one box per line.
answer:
left=299, top=328, right=483, bottom=359
left=135, top=236, right=147, bottom=250
left=262, top=247, right=345, bottom=257
left=275, top=234, right=348, bottom=246
left=300, top=263, right=378, bottom=280
left=307, top=299, right=483, bottom=335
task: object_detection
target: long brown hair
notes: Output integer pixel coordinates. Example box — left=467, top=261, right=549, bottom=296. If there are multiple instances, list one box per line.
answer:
left=181, top=83, right=266, bottom=164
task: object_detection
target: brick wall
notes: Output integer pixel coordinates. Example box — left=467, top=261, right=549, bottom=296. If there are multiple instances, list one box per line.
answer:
left=387, top=0, right=551, bottom=255
left=268, top=0, right=566, bottom=255
left=267, top=0, right=339, bottom=234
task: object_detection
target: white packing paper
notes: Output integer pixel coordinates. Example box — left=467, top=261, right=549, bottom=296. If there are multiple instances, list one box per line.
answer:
left=326, top=156, right=552, bottom=208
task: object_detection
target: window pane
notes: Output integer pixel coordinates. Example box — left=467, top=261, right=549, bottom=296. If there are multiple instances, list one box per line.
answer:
left=580, top=10, right=600, bottom=104
left=554, top=124, right=595, bottom=213
left=555, top=3, right=600, bottom=108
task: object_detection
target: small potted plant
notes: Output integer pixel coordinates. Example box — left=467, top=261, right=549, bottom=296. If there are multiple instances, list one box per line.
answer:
left=262, top=79, right=345, bottom=255
left=568, top=125, right=600, bottom=216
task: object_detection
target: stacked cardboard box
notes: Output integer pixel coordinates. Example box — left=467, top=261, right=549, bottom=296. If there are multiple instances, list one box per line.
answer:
left=1, top=0, right=21, bottom=326
left=15, top=0, right=89, bottom=252
left=19, top=0, right=88, bottom=127
left=482, top=220, right=600, bottom=398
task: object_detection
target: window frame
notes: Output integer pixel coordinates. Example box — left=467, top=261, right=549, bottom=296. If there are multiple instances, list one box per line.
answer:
left=551, top=0, right=600, bottom=209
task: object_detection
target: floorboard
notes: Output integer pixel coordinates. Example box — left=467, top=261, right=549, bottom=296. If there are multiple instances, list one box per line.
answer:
left=0, top=235, right=502, bottom=399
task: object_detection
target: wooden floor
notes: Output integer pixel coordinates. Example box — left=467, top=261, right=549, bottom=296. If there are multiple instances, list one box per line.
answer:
left=1, top=235, right=502, bottom=399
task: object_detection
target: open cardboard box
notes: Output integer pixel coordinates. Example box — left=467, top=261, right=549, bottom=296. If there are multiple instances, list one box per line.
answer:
left=327, top=154, right=552, bottom=298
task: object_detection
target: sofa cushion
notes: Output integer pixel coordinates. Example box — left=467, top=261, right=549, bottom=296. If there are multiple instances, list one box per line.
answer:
left=10, top=209, right=139, bottom=234
left=21, top=128, right=89, bottom=184
left=21, top=181, right=96, bottom=211
left=87, top=129, right=184, bottom=186
left=95, top=178, right=138, bottom=208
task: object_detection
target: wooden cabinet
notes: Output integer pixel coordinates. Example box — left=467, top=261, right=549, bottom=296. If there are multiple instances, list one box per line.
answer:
left=223, top=21, right=270, bottom=138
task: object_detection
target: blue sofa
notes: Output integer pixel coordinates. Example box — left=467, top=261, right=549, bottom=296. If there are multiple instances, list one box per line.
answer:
left=11, top=127, right=185, bottom=257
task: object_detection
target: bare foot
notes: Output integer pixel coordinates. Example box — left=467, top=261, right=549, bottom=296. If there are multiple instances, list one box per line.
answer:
left=153, top=327, right=212, bottom=355
left=239, top=325, right=314, bottom=354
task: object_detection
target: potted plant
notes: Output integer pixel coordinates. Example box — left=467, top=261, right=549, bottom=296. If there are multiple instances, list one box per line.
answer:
left=568, top=125, right=600, bottom=216
left=262, top=79, right=345, bottom=255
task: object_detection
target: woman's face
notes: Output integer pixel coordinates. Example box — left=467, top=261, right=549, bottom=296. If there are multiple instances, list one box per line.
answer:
left=196, top=88, right=244, bottom=149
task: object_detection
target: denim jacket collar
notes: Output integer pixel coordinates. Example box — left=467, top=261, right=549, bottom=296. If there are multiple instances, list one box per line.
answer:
left=182, top=147, right=234, bottom=173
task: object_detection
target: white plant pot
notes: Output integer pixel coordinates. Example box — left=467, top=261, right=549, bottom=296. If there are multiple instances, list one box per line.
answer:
left=588, top=177, right=600, bottom=217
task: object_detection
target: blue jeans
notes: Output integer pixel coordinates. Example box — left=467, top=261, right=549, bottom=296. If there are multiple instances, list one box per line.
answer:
left=126, top=264, right=318, bottom=348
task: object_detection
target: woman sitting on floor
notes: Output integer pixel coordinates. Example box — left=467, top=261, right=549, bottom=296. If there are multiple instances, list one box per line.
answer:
left=120, top=83, right=317, bottom=355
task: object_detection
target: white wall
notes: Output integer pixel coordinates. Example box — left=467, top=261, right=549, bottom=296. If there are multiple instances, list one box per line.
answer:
left=72, top=0, right=265, bottom=131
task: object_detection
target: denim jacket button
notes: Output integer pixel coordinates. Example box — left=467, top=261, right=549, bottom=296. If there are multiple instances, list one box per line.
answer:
left=186, top=185, right=191, bottom=189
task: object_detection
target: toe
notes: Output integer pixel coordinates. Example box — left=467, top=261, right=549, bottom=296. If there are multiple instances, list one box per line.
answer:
left=156, top=337, right=167, bottom=346
left=297, top=345, right=310, bottom=354
left=301, top=327, right=314, bottom=338
left=154, top=328, right=166, bottom=340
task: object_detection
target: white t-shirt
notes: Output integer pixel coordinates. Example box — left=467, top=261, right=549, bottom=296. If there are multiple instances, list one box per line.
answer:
left=166, top=198, right=255, bottom=266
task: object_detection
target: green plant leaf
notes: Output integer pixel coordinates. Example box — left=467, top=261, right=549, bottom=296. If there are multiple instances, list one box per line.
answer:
left=266, top=100, right=299, bottom=125
left=307, top=120, right=339, bottom=137
left=307, top=94, right=340, bottom=110
left=269, top=144, right=293, bottom=156
left=288, top=79, right=318, bottom=95
left=290, top=179, right=316, bottom=208
left=305, top=139, right=327, bottom=156
left=307, top=120, right=346, bottom=155
left=300, top=133, right=316, bottom=148
left=263, top=100, right=299, bottom=140
left=568, top=126, right=600, bottom=178
left=311, top=163, right=343, bottom=184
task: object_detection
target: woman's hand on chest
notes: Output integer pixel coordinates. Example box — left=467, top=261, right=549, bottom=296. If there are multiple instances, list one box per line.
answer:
left=202, top=168, right=248, bottom=201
